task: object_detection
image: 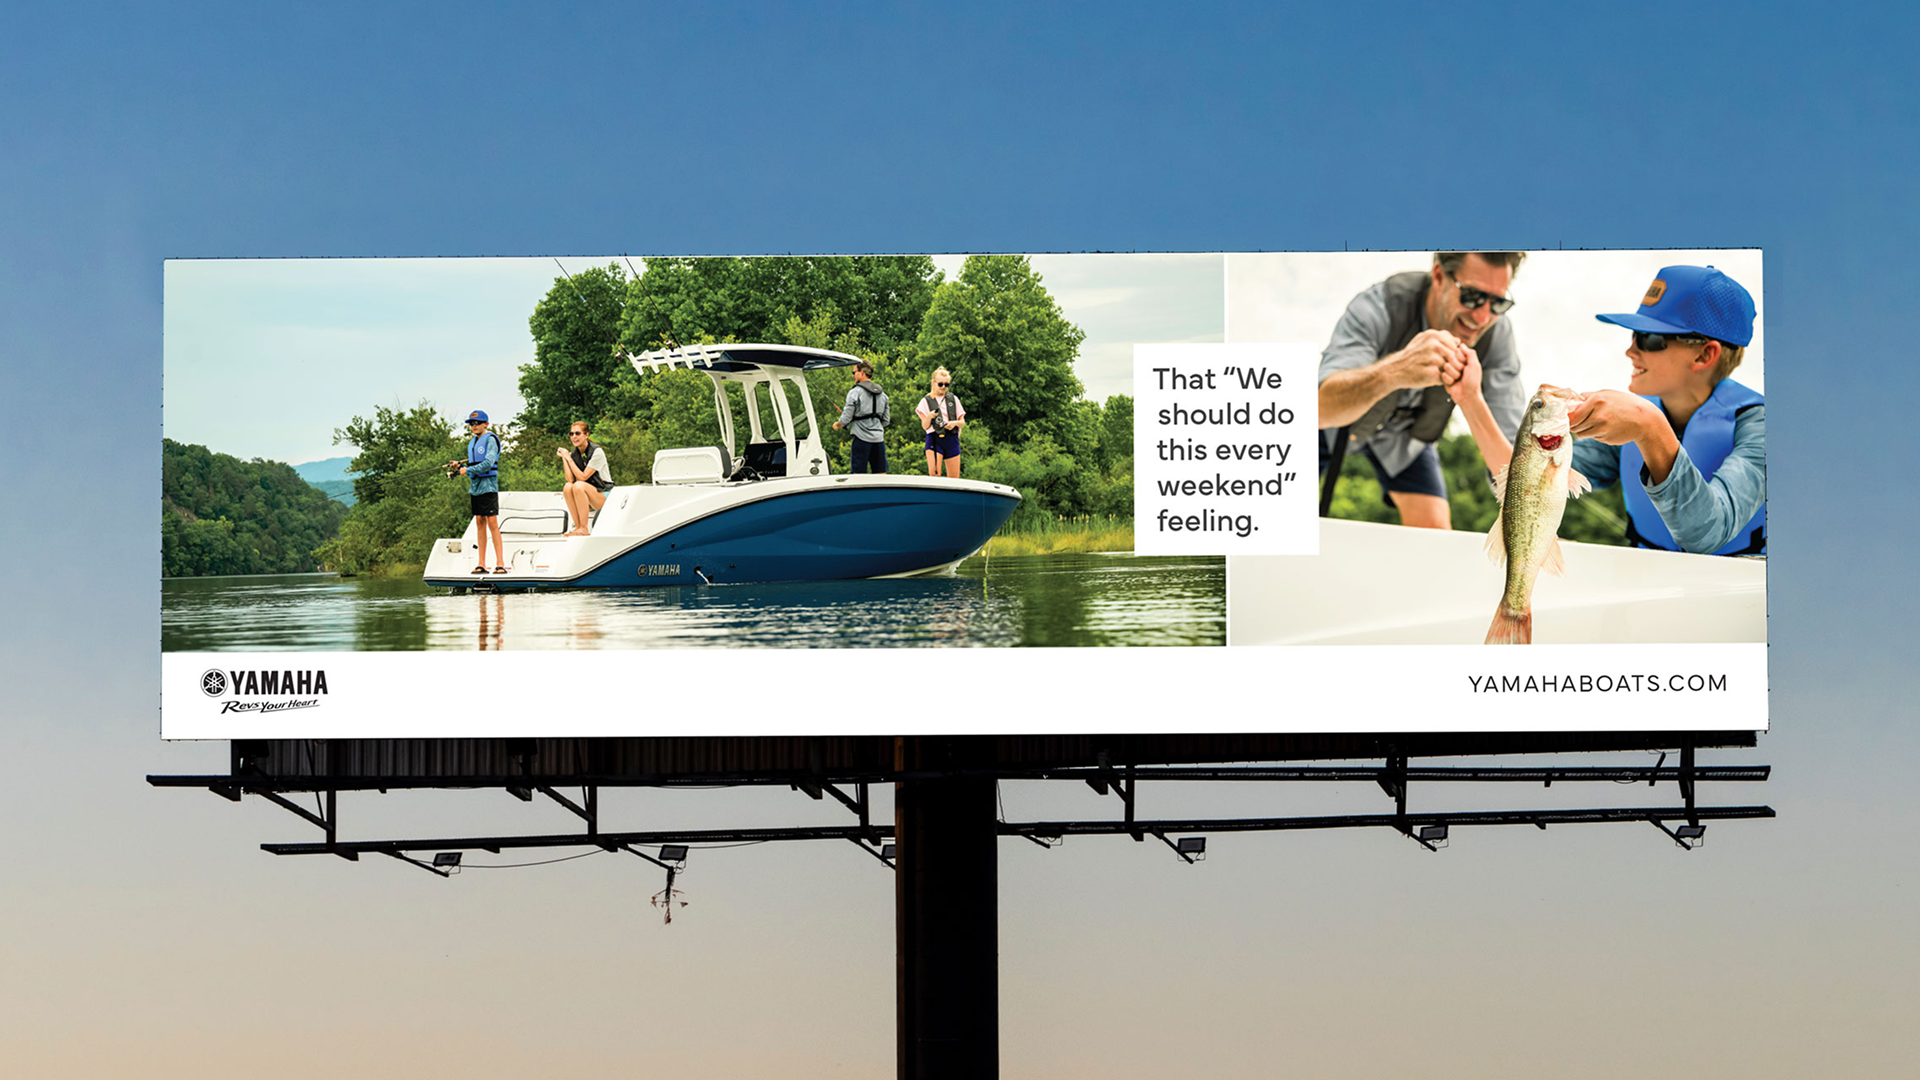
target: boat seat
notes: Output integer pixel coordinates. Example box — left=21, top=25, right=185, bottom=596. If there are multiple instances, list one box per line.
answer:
left=499, top=507, right=570, bottom=536
left=654, top=445, right=730, bottom=485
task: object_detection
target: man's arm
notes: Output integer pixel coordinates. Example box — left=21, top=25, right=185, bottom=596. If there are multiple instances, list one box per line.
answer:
left=1316, top=289, right=1466, bottom=428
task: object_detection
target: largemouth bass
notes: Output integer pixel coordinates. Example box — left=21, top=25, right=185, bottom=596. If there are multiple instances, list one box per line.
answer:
left=1485, top=384, right=1590, bottom=644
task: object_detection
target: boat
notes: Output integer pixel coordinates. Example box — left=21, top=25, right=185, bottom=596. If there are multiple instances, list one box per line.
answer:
left=1229, top=518, right=1765, bottom=645
left=423, top=344, right=1021, bottom=589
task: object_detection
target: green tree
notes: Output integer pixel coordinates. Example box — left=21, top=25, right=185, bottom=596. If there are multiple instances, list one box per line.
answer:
left=1098, top=394, right=1134, bottom=474
left=161, top=440, right=348, bottom=576
left=912, top=255, right=1086, bottom=447
left=334, top=402, right=462, bottom=505
left=518, top=263, right=631, bottom=433
left=618, top=255, right=940, bottom=354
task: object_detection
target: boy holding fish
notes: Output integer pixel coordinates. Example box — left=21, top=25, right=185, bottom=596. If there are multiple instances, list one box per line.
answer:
left=1477, top=266, right=1764, bottom=644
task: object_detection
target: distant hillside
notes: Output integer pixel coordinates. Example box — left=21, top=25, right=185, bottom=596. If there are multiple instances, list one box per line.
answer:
left=163, top=440, right=349, bottom=577
left=309, top=479, right=356, bottom=505
left=294, top=456, right=353, bottom=483
left=295, top=456, right=357, bottom=506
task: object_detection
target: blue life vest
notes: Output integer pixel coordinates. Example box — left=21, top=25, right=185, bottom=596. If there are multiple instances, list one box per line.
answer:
left=466, top=431, right=500, bottom=478
left=1620, top=379, right=1765, bottom=555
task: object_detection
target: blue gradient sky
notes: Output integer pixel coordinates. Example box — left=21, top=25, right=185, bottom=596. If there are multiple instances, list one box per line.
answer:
left=3, top=4, right=1916, bottom=1077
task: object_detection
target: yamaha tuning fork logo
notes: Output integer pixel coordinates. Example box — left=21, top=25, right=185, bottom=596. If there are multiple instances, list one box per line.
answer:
left=199, top=667, right=329, bottom=714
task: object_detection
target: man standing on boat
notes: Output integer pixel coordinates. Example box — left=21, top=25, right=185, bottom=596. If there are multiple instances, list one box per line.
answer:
left=453, top=409, right=505, bottom=574
left=1317, top=252, right=1528, bottom=529
left=832, top=360, right=890, bottom=474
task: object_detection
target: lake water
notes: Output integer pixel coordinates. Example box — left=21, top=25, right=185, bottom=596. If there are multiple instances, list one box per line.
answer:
left=162, top=553, right=1225, bottom=651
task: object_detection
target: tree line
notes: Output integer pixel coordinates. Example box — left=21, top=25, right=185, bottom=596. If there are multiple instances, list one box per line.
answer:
left=1325, top=431, right=1632, bottom=545
left=161, top=439, right=348, bottom=576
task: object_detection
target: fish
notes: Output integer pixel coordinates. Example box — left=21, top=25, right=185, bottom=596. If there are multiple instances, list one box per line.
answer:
left=1485, top=384, right=1590, bottom=644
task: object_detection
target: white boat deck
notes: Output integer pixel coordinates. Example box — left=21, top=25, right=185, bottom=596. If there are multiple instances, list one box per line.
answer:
left=1228, top=518, right=1766, bottom=645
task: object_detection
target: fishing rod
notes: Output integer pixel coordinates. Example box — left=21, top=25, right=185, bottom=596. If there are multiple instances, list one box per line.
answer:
left=319, top=460, right=472, bottom=503
left=553, top=257, right=630, bottom=311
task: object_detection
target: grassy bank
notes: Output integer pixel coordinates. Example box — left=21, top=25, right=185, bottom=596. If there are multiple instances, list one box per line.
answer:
left=985, top=514, right=1133, bottom=556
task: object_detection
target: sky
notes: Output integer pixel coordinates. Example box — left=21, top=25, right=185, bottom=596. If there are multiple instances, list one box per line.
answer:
left=163, top=252, right=1221, bottom=465
left=3, top=4, right=1918, bottom=1079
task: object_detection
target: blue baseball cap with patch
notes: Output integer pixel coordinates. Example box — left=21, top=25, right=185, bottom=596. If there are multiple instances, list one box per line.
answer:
left=465, top=409, right=489, bottom=424
left=1596, top=265, right=1756, bottom=347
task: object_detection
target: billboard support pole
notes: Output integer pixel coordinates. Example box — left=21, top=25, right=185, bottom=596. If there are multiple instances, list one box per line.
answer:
left=895, top=736, right=998, bottom=1080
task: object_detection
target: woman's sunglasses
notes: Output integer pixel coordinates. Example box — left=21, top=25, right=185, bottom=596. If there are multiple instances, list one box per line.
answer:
left=1448, top=272, right=1515, bottom=315
left=1631, top=331, right=1711, bottom=352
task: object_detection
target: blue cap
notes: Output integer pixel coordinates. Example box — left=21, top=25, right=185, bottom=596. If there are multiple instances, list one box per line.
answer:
left=1596, top=265, right=1756, bottom=347
left=465, top=409, right=489, bottom=424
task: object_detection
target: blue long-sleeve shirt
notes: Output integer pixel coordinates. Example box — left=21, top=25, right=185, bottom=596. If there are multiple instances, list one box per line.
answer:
left=1570, top=404, right=1765, bottom=554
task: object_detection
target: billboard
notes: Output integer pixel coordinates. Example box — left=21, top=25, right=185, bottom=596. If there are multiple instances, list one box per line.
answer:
left=160, top=251, right=1766, bottom=737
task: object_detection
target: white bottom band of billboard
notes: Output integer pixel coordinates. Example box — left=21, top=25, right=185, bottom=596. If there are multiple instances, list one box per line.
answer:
left=163, top=643, right=1767, bottom=739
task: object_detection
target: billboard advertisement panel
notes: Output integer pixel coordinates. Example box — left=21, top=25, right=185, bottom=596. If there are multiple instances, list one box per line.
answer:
left=160, top=251, right=1766, bottom=737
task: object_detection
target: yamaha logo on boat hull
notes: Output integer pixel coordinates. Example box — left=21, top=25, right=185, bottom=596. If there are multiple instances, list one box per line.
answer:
left=201, top=668, right=329, bottom=714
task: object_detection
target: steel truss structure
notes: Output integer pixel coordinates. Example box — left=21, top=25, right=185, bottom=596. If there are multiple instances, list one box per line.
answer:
left=151, top=733, right=1772, bottom=1080
left=150, top=746, right=1769, bottom=866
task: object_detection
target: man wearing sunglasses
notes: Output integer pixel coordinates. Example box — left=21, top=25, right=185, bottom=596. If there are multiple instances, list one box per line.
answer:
left=1318, top=252, right=1528, bottom=529
left=1567, top=266, right=1764, bottom=555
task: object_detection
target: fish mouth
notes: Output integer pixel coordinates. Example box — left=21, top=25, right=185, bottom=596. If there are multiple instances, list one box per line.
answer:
left=1536, top=434, right=1564, bottom=451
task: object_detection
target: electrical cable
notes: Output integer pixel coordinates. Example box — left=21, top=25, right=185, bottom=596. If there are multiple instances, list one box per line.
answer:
left=461, top=850, right=606, bottom=869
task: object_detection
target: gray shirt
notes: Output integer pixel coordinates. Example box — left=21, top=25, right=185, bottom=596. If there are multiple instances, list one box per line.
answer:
left=1317, top=279, right=1525, bottom=476
left=837, top=381, right=890, bottom=442
left=1571, top=405, right=1765, bottom=554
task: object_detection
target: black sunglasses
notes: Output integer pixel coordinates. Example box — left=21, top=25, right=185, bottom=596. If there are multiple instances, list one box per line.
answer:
left=1631, top=330, right=1711, bottom=352
left=936, top=381, right=950, bottom=387
left=1447, top=272, right=1516, bottom=315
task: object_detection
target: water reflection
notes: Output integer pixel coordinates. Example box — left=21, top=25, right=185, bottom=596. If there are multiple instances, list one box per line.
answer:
left=162, top=555, right=1225, bottom=652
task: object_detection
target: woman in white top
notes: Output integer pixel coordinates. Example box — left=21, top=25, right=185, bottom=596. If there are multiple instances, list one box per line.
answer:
left=558, top=421, right=614, bottom=536
left=917, top=367, right=966, bottom=478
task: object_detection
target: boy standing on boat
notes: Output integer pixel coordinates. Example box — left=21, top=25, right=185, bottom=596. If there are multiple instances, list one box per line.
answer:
left=453, top=410, right=505, bottom=573
left=558, top=420, right=614, bottom=536
left=832, top=360, right=891, bottom=474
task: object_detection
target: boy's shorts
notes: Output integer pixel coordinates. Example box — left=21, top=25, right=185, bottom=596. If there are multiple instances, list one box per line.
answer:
left=470, top=491, right=499, bottom=517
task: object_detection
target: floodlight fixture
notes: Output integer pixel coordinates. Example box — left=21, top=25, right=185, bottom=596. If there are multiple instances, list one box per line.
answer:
left=432, top=852, right=463, bottom=867
left=658, top=844, right=689, bottom=864
left=881, top=844, right=896, bottom=860
left=1675, top=824, right=1706, bottom=846
left=1416, top=824, right=1449, bottom=848
left=1176, top=837, right=1206, bottom=856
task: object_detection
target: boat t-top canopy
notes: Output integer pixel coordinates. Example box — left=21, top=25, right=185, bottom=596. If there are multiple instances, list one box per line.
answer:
left=626, top=342, right=863, bottom=375
left=624, top=343, right=865, bottom=474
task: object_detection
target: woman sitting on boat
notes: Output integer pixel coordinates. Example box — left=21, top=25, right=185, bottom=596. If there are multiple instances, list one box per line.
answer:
left=918, top=367, right=966, bottom=478
left=557, top=420, right=614, bottom=537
